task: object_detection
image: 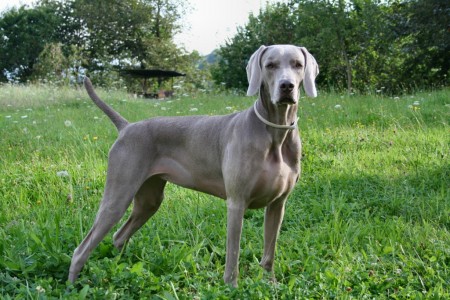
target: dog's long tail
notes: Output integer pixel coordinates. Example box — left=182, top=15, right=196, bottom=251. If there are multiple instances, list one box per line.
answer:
left=84, top=77, right=128, bottom=131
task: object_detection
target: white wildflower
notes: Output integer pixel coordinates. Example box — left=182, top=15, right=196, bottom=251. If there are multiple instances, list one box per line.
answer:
left=5, top=115, right=11, bottom=118
left=190, top=108, right=198, bottom=112
left=334, top=104, right=342, bottom=109
left=64, top=120, right=72, bottom=127
left=57, top=170, right=70, bottom=177
left=225, top=106, right=233, bottom=110
left=36, top=286, right=45, bottom=293
left=413, top=101, right=420, bottom=106
left=21, top=115, right=28, bottom=119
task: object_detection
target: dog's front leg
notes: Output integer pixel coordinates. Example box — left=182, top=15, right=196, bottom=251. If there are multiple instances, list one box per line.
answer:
left=260, top=197, right=287, bottom=281
left=223, top=200, right=246, bottom=288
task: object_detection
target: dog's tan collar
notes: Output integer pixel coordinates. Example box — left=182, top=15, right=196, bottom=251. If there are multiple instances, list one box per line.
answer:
left=253, top=101, right=298, bottom=130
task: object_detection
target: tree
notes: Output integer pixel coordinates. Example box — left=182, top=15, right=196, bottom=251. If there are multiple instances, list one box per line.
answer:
left=212, top=2, right=294, bottom=90
left=213, top=0, right=448, bottom=94
left=0, top=0, right=189, bottom=86
left=0, top=5, right=61, bottom=82
left=291, top=0, right=399, bottom=92
left=31, top=43, right=67, bottom=83
left=393, top=0, right=450, bottom=89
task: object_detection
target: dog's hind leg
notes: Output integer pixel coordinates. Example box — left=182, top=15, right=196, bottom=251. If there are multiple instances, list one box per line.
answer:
left=113, top=177, right=166, bottom=249
left=68, top=191, right=135, bottom=282
left=68, top=146, right=149, bottom=282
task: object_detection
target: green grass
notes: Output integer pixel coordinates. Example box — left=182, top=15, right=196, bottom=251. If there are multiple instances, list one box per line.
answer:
left=0, top=84, right=449, bottom=299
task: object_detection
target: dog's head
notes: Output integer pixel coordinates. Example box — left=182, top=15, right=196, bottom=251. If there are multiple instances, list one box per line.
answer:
left=246, top=45, right=319, bottom=105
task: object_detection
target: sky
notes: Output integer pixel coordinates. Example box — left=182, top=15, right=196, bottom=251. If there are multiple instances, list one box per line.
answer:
left=0, top=0, right=280, bottom=55
left=174, top=0, right=277, bottom=54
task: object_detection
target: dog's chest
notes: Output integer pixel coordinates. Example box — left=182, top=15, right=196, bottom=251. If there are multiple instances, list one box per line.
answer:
left=248, top=149, right=300, bottom=209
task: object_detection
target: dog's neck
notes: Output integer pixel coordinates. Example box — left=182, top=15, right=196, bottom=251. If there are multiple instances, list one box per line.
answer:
left=256, top=87, right=299, bottom=143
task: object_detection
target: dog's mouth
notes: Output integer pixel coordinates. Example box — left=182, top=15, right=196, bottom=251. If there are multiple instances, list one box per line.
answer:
left=276, top=89, right=297, bottom=105
left=277, top=97, right=297, bottom=105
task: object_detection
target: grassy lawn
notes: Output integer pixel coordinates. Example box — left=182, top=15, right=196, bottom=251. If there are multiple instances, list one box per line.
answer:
left=0, top=84, right=449, bottom=299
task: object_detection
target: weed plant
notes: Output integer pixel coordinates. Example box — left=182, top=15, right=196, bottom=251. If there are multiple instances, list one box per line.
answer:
left=0, top=84, right=449, bottom=299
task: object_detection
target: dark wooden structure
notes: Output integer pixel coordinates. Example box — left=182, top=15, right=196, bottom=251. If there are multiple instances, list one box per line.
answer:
left=119, top=69, right=185, bottom=98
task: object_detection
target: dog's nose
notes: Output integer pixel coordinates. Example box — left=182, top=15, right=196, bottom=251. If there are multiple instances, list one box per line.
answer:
left=279, top=80, right=294, bottom=93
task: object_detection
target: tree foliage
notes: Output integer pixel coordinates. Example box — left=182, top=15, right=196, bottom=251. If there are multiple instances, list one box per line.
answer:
left=0, top=5, right=61, bottom=82
left=31, top=43, right=68, bottom=83
left=213, top=0, right=449, bottom=94
left=392, top=0, right=450, bottom=88
left=1, top=0, right=447, bottom=93
left=0, top=0, right=197, bottom=89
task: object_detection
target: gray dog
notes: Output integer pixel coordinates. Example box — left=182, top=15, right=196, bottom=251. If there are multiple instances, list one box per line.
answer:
left=68, top=45, right=319, bottom=287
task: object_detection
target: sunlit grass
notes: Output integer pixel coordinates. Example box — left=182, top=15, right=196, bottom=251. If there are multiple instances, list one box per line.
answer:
left=0, top=84, right=449, bottom=298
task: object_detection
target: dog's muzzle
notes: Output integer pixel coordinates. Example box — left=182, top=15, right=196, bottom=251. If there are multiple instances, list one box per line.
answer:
left=277, top=80, right=297, bottom=104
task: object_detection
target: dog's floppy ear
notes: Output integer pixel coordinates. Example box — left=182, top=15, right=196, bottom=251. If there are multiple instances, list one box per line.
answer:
left=299, top=47, right=319, bottom=98
left=246, top=45, right=267, bottom=96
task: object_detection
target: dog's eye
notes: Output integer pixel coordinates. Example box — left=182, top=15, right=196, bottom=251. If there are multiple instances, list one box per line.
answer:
left=294, top=61, right=303, bottom=69
left=266, top=62, right=277, bottom=69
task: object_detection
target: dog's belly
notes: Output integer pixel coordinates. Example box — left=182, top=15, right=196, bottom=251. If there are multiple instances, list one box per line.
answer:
left=153, top=158, right=227, bottom=199
left=173, top=177, right=227, bottom=199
